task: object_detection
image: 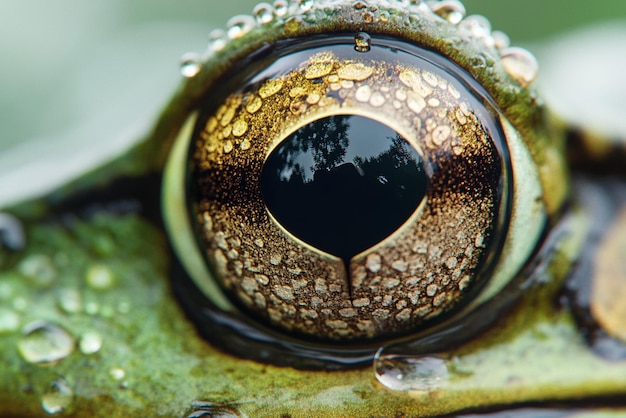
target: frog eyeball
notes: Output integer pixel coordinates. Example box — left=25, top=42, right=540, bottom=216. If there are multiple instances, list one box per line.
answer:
left=185, top=36, right=511, bottom=340
left=163, top=1, right=559, bottom=347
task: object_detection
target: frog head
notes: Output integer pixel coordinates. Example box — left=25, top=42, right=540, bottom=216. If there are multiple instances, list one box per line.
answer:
left=1, top=1, right=625, bottom=417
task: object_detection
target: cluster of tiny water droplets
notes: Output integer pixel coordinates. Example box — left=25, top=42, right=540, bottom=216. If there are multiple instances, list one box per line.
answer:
left=374, top=348, right=449, bottom=392
left=181, top=0, right=538, bottom=86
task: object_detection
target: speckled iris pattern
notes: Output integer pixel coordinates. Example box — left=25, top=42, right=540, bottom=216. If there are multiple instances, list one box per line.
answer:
left=189, top=42, right=508, bottom=340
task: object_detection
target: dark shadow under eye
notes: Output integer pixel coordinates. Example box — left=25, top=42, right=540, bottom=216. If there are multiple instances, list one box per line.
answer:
left=260, top=114, right=427, bottom=263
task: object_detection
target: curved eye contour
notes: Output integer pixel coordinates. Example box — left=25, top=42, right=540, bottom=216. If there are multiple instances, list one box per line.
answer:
left=163, top=1, right=562, bottom=353
left=186, top=38, right=510, bottom=340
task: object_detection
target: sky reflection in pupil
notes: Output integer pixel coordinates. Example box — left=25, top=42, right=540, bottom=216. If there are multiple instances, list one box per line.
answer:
left=261, top=115, right=427, bottom=262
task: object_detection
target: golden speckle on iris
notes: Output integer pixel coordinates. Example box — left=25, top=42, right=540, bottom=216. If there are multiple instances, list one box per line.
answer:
left=188, top=38, right=509, bottom=340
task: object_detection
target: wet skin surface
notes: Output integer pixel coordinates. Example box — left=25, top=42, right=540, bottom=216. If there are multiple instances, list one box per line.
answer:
left=1, top=1, right=626, bottom=417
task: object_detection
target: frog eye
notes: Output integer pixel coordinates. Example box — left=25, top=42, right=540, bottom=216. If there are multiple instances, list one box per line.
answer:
left=163, top=1, right=566, bottom=349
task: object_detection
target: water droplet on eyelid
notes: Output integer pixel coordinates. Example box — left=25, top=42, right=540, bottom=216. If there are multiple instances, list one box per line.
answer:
left=459, top=15, right=494, bottom=47
left=374, top=348, right=449, bottom=392
left=273, top=0, right=289, bottom=18
left=227, top=15, right=256, bottom=39
left=208, top=29, right=227, bottom=52
left=354, top=32, right=371, bottom=53
left=180, top=53, right=201, bottom=78
left=429, top=0, right=466, bottom=25
left=501, top=47, right=539, bottom=87
left=297, top=0, right=314, bottom=13
left=491, top=30, right=510, bottom=50
left=18, top=321, right=75, bottom=364
left=253, top=3, right=275, bottom=24
left=41, top=379, right=74, bottom=414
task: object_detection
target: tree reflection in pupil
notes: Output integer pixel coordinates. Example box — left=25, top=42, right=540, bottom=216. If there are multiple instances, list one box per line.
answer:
left=261, top=115, right=427, bottom=262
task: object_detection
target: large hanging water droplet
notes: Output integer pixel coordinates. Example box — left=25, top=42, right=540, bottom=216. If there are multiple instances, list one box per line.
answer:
left=18, top=321, right=75, bottom=364
left=41, top=379, right=74, bottom=415
left=180, top=53, right=201, bottom=78
left=501, top=46, right=539, bottom=87
left=261, top=115, right=427, bottom=262
left=374, top=349, right=449, bottom=392
left=354, top=32, right=372, bottom=53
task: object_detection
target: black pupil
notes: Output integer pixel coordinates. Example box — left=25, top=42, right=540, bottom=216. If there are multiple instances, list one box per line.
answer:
left=260, top=115, right=427, bottom=262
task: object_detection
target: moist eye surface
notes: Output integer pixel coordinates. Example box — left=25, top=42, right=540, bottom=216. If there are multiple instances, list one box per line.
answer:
left=260, top=114, right=427, bottom=263
left=187, top=36, right=510, bottom=340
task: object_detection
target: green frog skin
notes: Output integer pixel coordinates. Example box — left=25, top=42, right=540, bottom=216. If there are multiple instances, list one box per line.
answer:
left=1, top=1, right=625, bottom=417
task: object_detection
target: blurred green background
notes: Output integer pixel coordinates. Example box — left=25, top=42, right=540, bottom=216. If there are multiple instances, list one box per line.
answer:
left=0, top=1, right=625, bottom=203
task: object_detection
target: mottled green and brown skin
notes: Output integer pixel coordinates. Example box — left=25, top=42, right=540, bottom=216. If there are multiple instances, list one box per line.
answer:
left=1, top=1, right=626, bottom=417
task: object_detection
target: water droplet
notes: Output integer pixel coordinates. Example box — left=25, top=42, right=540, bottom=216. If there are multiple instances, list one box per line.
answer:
left=208, top=29, right=227, bottom=52
left=57, top=288, right=82, bottom=314
left=85, top=301, right=99, bottom=315
left=41, top=379, right=73, bottom=414
left=253, top=3, right=275, bottom=24
left=18, top=254, right=57, bottom=288
left=227, top=15, right=256, bottom=39
left=492, top=30, right=510, bottom=50
left=79, top=331, right=102, bottom=354
left=374, top=349, right=449, bottom=392
left=273, top=0, right=289, bottom=18
left=180, top=53, right=201, bottom=78
left=0, top=212, right=25, bottom=251
left=18, top=321, right=75, bottom=364
left=459, top=15, right=493, bottom=47
left=13, top=297, right=27, bottom=311
left=85, top=264, right=115, bottom=290
left=297, top=0, right=314, bottom=14
left=501, top=47, right=538, bottom=87
left=429, top=0, right=466, bottom=25
left=109, top=367, right=126, bottom=380
left=0, top=307, right=19, bottom=333
left=354, top=32, right=371, bottom=53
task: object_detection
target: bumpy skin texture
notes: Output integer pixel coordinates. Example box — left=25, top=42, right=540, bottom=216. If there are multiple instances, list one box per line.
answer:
left=1, top=1, right=626, bottom=417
